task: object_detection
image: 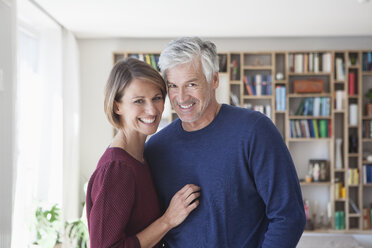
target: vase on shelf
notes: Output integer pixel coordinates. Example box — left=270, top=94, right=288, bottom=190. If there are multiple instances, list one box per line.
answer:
left=335, top=138, right=343, bottom=169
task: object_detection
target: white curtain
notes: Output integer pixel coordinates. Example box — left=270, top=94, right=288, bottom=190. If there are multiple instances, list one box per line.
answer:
left=62, top=28, right=80, bottom=223
left=12, top=1, right=81, bottom=247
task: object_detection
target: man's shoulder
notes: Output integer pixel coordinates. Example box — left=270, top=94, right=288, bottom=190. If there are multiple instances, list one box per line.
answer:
left=221, top=104, right=265, bottom=125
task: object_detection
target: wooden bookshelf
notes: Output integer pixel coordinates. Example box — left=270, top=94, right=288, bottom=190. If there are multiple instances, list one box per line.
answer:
left=112, top=50, right=372, bottom=233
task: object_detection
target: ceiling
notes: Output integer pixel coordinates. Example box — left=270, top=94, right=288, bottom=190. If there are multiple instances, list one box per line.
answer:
left=32, top=0, right=372, bottom=39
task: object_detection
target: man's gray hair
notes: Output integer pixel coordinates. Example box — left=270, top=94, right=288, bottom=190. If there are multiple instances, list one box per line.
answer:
left=158, top=37, right=219, bottom=83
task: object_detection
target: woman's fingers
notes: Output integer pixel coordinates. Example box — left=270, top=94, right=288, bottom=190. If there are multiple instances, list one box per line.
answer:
left=185, top=192, right=201, bottom=206
left=180, top=184, right=200, bottom=199
left=187, top=200, right=199, bottom=212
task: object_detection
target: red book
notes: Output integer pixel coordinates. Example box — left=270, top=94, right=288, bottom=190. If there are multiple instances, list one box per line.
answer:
left=348, top=72, right=355, bottom=95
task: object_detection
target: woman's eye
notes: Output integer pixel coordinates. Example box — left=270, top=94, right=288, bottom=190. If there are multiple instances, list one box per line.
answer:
left=134, top=99, right=144, bottom=104
left=167, top=83, right=177, bottom=88
left=153, top=96, right=163, bottom=101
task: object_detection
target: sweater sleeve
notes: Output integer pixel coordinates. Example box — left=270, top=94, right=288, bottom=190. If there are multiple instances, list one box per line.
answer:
left=87, top=161, right=140, bottom=248
left=248, top=116, right=306, bottom=248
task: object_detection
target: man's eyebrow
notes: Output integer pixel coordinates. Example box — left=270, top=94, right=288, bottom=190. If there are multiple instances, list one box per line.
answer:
left=167, top=78, right=198, bottom=84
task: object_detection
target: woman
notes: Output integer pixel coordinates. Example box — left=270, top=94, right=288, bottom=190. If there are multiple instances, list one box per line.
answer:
left=86, top=58, right=200, bottom=248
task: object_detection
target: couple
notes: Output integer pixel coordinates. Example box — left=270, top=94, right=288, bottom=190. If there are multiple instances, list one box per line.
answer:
left=86, top=37, right=306, bottom=248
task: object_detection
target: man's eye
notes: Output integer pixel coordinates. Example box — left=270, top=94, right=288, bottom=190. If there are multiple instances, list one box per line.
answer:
left=134, top=99, right=144, bottom=104
left=153, top=96, right=163, bottom=101
left=168, top=84, right=177, bottom=88
left=188, top=83, right=197, bottom=87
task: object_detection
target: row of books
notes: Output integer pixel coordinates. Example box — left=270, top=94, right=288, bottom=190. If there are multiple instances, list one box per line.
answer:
left=335, top=57, right=345, bottom=81
left=334, top=181, right=346, bottom=200
left=289, top=53, right=332, bottom=73
left=244, top=103, right=272, bottom=119
left=290, top=119, right=331, bottom=138
left=363, top=120, right=372, bottom=138
left=362, top=164, right=372, bottom=184
left=243, top=75, right=272, bottom=96
left=335, top=211, right=345, bottom=230
left=129, top=53, right=160, bottom=71
left=275, top=86, right=286, bottom=111
left=362, top=52, right=372, bottom=71
left=363, top=208, right=372, bottom=230
left=295, top=97, right=331, bottom=116
left=347, top=169, right=359, bottom=185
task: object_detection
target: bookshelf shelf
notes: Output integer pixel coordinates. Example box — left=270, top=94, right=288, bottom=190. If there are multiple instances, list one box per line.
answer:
left=288, top=138, right=332, bottom=142
left=230, top=80, right=241, bottom=85
left=243, top=66, right=272, bottom=70
left=363, top=116, right=372, bottom=120
left=362, top=139, right=372, bottom=142
left=288, top=72, right=331, bottom=76
left=348, top=213, right=361, bottom=217
left=335, top=199, right=346, bottom=202
left=300, top=182, right=331, bottom=186
left=288, top=116, right=332, bottom=119
left=242, top=95, right=272, bottom=99
left=288, top=93, right=332, bottom=98
left=275, top=80, right=287, bottom=84
left=333, top=110, right=345, bottom=113
left=362, top=72, right=372, bottom=76
left=348, top=153, right=359, bottom=157
left=363, top=183, right=372, bottom=187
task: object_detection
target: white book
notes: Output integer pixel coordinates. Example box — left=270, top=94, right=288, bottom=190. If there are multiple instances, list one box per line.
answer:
left=336, top=90, right=344, bottom=110
left=295, top=54, right=304, bottom=73
left=322, top=53, right=332, bottom=72
left=313, top=97, right=320, bottom=116
left=309, top=53, right=314, bottom=72
left=265, top=105, right=271, bottom=119
left=255, top=74, right=262, bottom=96
left=302, top=120, right=310, bottom=138
left=314, top=53, right=319, bottom=73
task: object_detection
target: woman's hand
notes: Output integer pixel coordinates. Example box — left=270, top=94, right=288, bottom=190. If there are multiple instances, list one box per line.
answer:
left=162, top=184, right=201, bottom=228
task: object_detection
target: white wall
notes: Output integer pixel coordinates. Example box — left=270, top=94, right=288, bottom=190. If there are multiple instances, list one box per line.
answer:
left=78, top=37, right=372, bottom=245
left=0, top=0, right=16, bottom=246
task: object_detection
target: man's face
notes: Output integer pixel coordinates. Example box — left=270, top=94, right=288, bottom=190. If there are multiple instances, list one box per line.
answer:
left=166, top=60, right=218, bottom=126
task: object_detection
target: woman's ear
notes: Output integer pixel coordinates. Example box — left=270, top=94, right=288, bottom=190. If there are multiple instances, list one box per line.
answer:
left=114, top=101, right=122, bottom=115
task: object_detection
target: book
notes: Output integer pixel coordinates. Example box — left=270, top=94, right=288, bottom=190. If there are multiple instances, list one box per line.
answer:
left=349, top=198, right=360, bottom=214
left=348, top=72, right=356, bottom=95
left=243, top=76, right=253, bottom=95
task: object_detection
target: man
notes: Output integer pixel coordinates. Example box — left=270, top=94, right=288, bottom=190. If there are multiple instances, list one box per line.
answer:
left=145, top=37, right=305, bottom=247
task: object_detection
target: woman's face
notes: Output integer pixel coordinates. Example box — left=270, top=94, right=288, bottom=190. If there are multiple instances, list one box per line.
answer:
left=115, top=78, right=164, bottom=136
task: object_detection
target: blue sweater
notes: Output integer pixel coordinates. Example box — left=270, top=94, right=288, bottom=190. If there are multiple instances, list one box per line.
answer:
left=145, top=104, right=305, bottom=248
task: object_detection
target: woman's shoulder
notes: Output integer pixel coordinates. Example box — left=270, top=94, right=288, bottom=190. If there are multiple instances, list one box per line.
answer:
left=95, top=147, right=138, bottom=174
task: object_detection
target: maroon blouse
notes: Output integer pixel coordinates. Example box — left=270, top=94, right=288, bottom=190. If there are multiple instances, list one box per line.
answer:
left=86, top=147, right=162, bottom=248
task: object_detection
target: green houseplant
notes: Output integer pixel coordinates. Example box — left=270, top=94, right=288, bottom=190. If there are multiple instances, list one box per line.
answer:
left=65, top=218, right=89, bottom=248
left=64, top=192, right=89, bottom=248
left=32, top=204, right=62, bottom=248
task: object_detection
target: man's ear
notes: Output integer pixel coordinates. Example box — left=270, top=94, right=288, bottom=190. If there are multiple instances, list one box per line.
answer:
left=211, top=72, right=219, bottom=89
left=114, top=101, right=122, bottom=115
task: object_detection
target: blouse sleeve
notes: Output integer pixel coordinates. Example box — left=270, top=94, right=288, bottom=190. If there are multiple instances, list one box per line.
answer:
left=87, top=160, right=140, bottom=248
